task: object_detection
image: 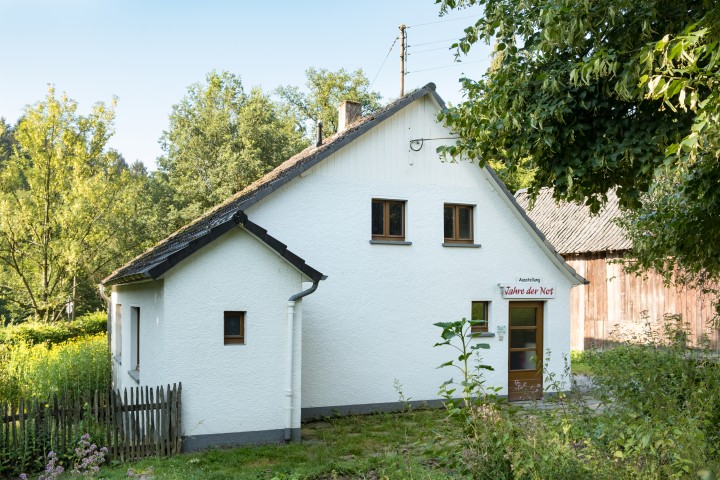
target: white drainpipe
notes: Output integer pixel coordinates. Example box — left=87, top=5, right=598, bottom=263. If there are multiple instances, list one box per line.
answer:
left=284, top=280, right=319, bottom=441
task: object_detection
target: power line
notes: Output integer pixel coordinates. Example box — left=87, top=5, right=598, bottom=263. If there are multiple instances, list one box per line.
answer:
left=407, top=59, right=488, bottom=74
left=409, top=38, right=458, bottom=48
left=369, top=36, right=399, bottom=91
left=407, top=15, right=480, bottom=29
left=408, top=46, right=452, bottom=55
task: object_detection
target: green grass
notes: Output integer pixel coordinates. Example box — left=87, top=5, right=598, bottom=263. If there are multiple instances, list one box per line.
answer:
left=95, top=409, right=454, bottom=479
left=570, top=349, right=594, bottom=376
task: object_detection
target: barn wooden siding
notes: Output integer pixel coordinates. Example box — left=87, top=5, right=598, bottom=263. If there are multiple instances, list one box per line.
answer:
left=565, top=252, right=720, bottom=350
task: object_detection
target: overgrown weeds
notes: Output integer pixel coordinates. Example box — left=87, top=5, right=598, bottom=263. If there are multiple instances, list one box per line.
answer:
left=0, top=333, right=110, bottom=401
left=433, top=316, right=720, bottom=479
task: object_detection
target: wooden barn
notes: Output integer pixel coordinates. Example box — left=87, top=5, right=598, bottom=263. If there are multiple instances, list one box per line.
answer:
left=516, top=188, right=720, bottom=350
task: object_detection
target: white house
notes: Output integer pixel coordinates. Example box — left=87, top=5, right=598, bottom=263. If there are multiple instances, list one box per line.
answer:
left=103, top=83, right=587, bottom=451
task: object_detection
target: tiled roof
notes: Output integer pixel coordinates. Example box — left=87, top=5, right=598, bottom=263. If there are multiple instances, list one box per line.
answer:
left=103, top=82, right=587, bottom=287
left=103, top=83, right=444, bottom=286
left=515, top=188, right=631, bottom=255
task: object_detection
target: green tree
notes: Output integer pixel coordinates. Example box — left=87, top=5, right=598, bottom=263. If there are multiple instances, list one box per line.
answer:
left=0, top=88, right=157, bottom=321
left=436, top=0, right=720, bottom=285
left=0, top=118, right=16, bottom=163
left=158, top=71, right=307, bottom=228
left=277, top=67, right=383, bottom=137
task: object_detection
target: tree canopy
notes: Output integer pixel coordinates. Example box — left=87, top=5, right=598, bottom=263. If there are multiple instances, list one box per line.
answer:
left=277, top=67, right=382, bottom=137
left=0, top=89, right=157, bottom=321
left=158, top=71, right=308, bottom=228
left=437, top=0, right=720, bottom=285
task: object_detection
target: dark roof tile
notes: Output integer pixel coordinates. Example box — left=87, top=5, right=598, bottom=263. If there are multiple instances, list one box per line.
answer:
left=103, top=84, right=443, bottom=285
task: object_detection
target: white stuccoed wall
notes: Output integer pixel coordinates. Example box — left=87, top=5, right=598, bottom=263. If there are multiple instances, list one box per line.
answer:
left=112, top=282, right=164, bottom=391
left=112, top=228, right=307, bottom=437
left=244, top=95, right=578, bottom=409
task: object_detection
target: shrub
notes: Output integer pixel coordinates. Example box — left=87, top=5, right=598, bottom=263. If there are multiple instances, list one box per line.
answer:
left=433, top=315, right=720, bottom=479
left=586, top=319, right=720, bottom=478
left=0, top=333, right=111, bottom=401
left=0, top=311, right=107, bottom=347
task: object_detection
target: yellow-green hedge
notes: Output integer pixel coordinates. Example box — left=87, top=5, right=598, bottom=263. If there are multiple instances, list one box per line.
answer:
left=0, top=311, right=107, bottom=347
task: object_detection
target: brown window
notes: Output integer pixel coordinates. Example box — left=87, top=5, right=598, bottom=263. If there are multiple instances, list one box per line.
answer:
left=131, top=307, right=140, bottom=371
left=372, top=199, right=405, bottom=241
left=224, top=311, right=245, bottom=345
left=471, top=301, right=489, bottom=334
left=444, top=204, right=474, bottom=243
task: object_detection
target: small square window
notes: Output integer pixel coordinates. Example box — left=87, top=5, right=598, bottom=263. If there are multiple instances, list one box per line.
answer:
left=444, top=204, right=474, bottom=243
left=224, top=311, right=245, bottom=345
left=372, top=199, right=405, bottom=241
left=471, top=301, right=489, bottom=334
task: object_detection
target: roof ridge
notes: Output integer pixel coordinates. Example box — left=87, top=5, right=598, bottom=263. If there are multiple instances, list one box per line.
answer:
left=103, top=83, right=440, bottom=285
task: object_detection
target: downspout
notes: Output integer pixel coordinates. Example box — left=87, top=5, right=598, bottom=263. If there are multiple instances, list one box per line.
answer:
left=284, top=280, right=320, bottom=441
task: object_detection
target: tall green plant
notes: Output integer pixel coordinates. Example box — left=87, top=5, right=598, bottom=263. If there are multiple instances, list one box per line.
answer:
left=0, top=333, right=110, bottom=401
left=433, top=319, right=514, bottom=478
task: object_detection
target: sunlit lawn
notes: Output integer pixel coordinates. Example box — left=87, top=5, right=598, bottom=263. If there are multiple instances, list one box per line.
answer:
left=95, top=408, right=454, bottom=479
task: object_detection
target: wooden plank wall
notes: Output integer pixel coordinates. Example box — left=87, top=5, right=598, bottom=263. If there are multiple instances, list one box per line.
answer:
left=0, top=383, right=182, bottom=477
left=565, top=252, right=720, bottom=350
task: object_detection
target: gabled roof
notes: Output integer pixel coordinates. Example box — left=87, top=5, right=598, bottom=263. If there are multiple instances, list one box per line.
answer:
left=103, top=83, right=444, bottom=286
left=515, top=188, right=631, bottom=255
left=103, top=210, right=325, bottom=286
left=103, top=82, right=586, bottom=287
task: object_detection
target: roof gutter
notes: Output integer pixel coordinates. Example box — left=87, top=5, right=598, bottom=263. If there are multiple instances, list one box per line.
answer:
left=284, top=279, right=320, bottom=442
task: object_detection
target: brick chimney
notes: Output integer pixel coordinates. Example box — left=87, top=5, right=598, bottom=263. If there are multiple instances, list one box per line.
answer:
left=338, top=100, right=362, bottom=133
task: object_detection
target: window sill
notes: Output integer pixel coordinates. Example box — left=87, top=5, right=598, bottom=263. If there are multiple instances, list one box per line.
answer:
left=442, top=243, right=481, bottom=248
left=472, top=332, right=496, bottom=338
left=369, top=240, right=412, bottom=245
left=114, top=355, right=122, bottom=365
left=127, top=369, right=140, bottom=384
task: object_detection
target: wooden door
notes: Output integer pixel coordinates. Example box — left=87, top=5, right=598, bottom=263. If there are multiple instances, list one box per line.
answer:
left=508, top=301, right=544, bottom=401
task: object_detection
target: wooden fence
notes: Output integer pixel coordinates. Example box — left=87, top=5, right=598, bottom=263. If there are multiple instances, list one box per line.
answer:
left=0, top=383, right=182, bottom=476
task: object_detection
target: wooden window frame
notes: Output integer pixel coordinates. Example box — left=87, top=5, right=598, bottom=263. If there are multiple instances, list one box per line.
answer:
left=471, top=301, right=489, bottom=334
left=131, top=306, right=140, bottom=372
left=371, top=199, right=406, bottom=241
left=224, top=311, right=246, bottom=345
left=444, top=204, right=474, bottom=244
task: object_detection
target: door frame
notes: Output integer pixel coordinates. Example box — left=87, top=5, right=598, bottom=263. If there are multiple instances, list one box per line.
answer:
left=507, top=301, right=544, bottom=401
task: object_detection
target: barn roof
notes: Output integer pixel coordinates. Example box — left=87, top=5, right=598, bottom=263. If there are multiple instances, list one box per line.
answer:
left=515, top=188, right=631, bottom=255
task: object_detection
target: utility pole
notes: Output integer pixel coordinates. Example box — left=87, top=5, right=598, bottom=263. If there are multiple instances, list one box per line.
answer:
left=399, top=24, right=406, bottom=97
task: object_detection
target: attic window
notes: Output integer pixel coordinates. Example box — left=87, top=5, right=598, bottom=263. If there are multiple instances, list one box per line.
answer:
left=371, top=199, right=405, bottom=241
left=224, top=311, right=245, bottom=345
left=444, top=204, right=474, bottom=244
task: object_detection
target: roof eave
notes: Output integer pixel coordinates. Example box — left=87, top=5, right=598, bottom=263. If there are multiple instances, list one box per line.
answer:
left=104, top=83, right=442, bottom=283
left=483, top=166, right=589, bottom=286
left=102, top=211, right=326, bottom=286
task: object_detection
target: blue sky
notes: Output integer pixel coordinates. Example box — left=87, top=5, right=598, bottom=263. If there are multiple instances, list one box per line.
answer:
left=0, top=0, right=491, bottom=170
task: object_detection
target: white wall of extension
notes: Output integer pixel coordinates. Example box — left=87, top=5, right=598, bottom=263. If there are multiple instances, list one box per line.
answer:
left=243, top=95, right=578, bottom=410
left=112, top=228, right=307, bottom=438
